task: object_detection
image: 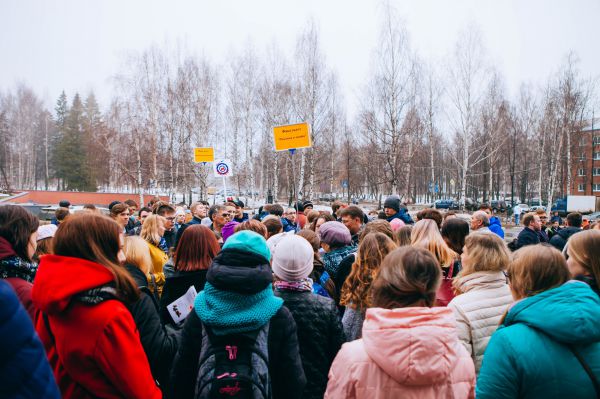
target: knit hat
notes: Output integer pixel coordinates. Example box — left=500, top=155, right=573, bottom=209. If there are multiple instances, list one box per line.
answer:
left=233, top=199, right=245, bottom=208
left=389, top=218, right=405, bottom=231
left=383, top=195, right=401, bottom=212
left=319, top=221, right=351, bottom=246
left=267, top=233, right=314, bottom=281
left=302, top=200, right=314, bottom=209
left=37, top=224, right=58, bottom=241
left=221, top=230, right=271, bottom=264
left=221, top=221, right=239, bottom=243
left=294, top=201, right=305, bottom=212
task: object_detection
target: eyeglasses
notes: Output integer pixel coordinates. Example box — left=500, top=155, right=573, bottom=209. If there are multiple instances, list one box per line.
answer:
left=165, top=217, right=176, bottom=221
left=221, top=213, right=232, bottom=218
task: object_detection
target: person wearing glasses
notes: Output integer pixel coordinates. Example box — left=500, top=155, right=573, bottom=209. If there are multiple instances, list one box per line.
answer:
left=153, top=202, right=178, bottom=252
left=208, top=204, right=231, bottom=243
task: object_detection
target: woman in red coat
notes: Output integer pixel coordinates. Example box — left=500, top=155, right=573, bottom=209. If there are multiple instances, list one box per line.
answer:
left=32, top=213, right=162, bottom=399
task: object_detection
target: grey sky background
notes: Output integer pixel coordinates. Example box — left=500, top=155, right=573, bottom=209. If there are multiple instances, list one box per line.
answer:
left=1, top=0, right=599, bottom=118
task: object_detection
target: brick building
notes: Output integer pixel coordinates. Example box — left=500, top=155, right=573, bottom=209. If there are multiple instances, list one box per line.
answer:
left=572, top=119, right=600, bottom=195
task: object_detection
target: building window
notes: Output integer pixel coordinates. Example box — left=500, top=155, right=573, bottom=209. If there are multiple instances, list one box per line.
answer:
left=594, top=152, right=600, bottom=160
left=594, top=168, right=600, bottom=176
left=594, top=184, right=600, bottom=192
left=578, top=184, right=585, bottom=192
left=580, top=138, right=587, bottom=146
left=581, top=152, right=587, bottom=161
left=594, top=136, right=600, bottom=145
left=578, top=168, right=586, bottom=176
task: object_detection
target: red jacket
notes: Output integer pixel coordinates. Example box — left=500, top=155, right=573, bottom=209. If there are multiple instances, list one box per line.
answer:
left=32, top=254, right=162, bottom=399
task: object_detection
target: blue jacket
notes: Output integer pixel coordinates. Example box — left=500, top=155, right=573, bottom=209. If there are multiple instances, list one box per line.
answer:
left=488, top=216, right=504, bottom=239
left=477, top=281, right=600, bottom=399
left=386, top=208, right=413, bottom=225
left=281, top=218, right=299, bottom=233
left=0, top=280, right=60, bottom=399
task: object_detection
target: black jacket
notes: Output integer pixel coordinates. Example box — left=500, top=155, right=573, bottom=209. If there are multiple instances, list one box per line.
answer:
left=159, top=269, right=208, bottom=326
left=274, top=290, right=345, bottom=399
left=169, top=307, right=306, bottom=399
left=549, top=226, right=582, bottom=252
left=125, top=265, right=181, bottom=391
left=163, top=228, right=178, bottom=251
left=515, top=227, right=540, bottom=250
left=334, top=253, right=355, bottom=304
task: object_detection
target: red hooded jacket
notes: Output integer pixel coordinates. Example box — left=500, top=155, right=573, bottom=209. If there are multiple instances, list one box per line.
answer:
left=32, top=254, right=162, bottom=399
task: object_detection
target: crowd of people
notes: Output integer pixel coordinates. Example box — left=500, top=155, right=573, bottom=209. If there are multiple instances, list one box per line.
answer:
left=1, top=194, right=599, bottom=399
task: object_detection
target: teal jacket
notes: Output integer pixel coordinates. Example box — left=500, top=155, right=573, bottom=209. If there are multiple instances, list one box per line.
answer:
left=477, top=281, right=600, bottom=398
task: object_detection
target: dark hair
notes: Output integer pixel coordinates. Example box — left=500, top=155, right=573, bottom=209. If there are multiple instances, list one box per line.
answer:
left=209, top=205, right=226, bottom=221
left=58, top=200, right=71, bottom=208
left=441, top=218, right=470, bottom=255
left=109, top=202, right=129, bottom=218
left=338, top=205, right=364, bottom=221
left=522, top=212, right=535, bottom=227
left=108, top=200, right=121, bottom=210
left=152, top=201, right=175, bottom=216
left=331, top=201, right=345, bottom=215
left=55, top=207, right=70, bottom=222
left=416, top=208, right=443, bottom=229
left=443, top=211, right=457, bottom=220
left=0, top=205, right=39, bottom=261
left=53, top=213, right=138, bottom=302
left=309, top=213, right=335, bottom=232
left=479, top=203, right=491, bottom=212
left=395, top=225, right=413, bottom=246
left=567, top=212, right=583, bottom=228
left=296, top=229, right=337, bottom=300
left=359, top=219, right=396, bottom=243
left=263, top=204, right=284, bottom=217
left=262, top=217, right=283, bottom=238
left=83, top=204, right=97, bottom=211
left=34, top=238, right=53, bottom=263
left=124, top=199, right=138, bottom=208
left=234, top=219, right=268, bottom=238
left=297, top=229, right=321, bottom=252
left=370, top=246, right=441, bottom=309
left=377, top=211, right=387, bottom=220
left=174, top=225, right=220, bottom=272
left=138, top=206, right=152, bottom=216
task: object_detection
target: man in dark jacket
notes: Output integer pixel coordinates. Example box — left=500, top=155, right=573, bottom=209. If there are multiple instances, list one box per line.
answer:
left=515, top=213, right=541, bottom=250
left=549, top=212, right=583, bottom=252
left=175, top=201, right=208, bottom=246
left=154, top=202, right=178, bottom=251
left=384, top=195, right=413, bottom=225
left=169, top=231, right=306, bottom=399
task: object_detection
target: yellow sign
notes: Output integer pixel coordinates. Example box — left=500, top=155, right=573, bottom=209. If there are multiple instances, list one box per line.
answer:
left=273, top=122, right=312, bottom=151
left=194, top=147, right=215, bottom=163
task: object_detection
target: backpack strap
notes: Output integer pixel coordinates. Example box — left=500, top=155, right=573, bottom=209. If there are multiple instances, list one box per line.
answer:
left=568, top=344, right=600, bottom=399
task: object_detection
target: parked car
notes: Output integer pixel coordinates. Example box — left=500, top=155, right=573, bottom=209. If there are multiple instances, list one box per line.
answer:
left=490, top=200, right=507, bottom=213
left=464, top=198, right=480, bottom=211
left=586, top=211, right=600, bottom=222
left=434, top=199, right=459, bottom=210
left=529, top=205, right=547, bottom=213
left=516, top=203, right=530, bottom=215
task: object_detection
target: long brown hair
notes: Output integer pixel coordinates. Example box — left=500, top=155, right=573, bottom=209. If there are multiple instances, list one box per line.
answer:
left=53, top=213, right=139, bottom=302
left=568, top=230, right=600, bottom=285
left=340, top=233, right=397, bottom=310
left=371, top=246, right=441, bottom=309
left=235, top=219, right=268, bottom=238
left=174, top=225, right=220, bottom=272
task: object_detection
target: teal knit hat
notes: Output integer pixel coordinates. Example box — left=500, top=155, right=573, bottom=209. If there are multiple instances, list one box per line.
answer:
left=222, top=230, right=271, bottom=262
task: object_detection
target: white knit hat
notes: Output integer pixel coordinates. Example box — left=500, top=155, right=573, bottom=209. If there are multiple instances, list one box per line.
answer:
left=37, top=224, right=58, bottom=241
left=267, top=233, right=314, bottom=282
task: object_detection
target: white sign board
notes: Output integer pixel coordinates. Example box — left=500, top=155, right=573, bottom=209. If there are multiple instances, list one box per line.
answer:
left=213, top=159, right=234, bottom=177
left=167, top=285, right=198, bottom=324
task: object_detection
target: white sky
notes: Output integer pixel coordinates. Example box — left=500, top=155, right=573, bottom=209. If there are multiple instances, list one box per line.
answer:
left=1, top=0, right=599, bottom=118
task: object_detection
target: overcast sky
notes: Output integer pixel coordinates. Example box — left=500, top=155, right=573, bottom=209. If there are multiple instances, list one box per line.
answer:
left=1, top=0, right=599, bottom=117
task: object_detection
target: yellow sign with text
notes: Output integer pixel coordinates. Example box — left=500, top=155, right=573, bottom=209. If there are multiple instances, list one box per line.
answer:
left=273, top=122, right=312, bottom=151
left=193, top=147, right=215, bottom=163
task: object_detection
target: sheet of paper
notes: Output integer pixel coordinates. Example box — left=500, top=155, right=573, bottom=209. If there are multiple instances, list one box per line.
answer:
left=167, top=285, right=198, bottom=324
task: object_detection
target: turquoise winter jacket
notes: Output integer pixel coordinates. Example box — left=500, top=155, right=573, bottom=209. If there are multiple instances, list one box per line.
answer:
left=477, top=281, right=600, bottom=399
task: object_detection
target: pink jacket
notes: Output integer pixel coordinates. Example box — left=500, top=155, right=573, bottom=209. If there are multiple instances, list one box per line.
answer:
left=325, top=307, right=475, bottom=399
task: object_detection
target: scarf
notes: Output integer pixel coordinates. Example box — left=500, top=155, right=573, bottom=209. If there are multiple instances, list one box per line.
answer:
left=274, top=278, right=313, bottom=293
left=158, top=237, right=169, bottom=254
left=74, top=285, right=119, bottom=305
left=0, top=256, right=38, bottom=283
left=195, top=282, right=283, bottom=336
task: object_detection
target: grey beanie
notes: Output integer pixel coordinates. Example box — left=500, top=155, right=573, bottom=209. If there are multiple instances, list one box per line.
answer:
left=319, top=221, right=352, bottom=247
left=383, top=195, right=401, bottom=212
left=267, top=233, right=314, bottom=281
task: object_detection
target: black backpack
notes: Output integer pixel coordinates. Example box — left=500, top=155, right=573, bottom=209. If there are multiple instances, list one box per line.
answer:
left=195, top=323, right=271, bottom=399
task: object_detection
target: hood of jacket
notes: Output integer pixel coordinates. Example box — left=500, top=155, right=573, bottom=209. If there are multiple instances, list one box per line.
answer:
left=362, top=307, right=462, bottom=385
left=206, top=249, right=273, bottom=295
left=32, top=254, right=115, bottom=315
left=557, top=226, right=581, bottom=240
left=503, top=280, right=600, bottom=344
left=456, top=271, right=508, bottom=293
left=489, top=216, right=501, bottom=228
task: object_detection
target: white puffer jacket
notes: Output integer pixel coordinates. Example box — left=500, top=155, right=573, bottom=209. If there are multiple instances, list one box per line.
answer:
left=448, top=271, right=513, bottom=374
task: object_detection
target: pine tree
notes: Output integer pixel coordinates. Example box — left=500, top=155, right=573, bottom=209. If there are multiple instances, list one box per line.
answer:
left=51, top=91, right=69, bottom=189
left=83, top=92, right=103, bottom=187
left=54, top=93, right=96, bottom=191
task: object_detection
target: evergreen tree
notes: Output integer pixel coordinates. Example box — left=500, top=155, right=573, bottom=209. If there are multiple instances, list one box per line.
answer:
left=54, top=93, right=96, bottom=191
left=51, top=91, right=68, bottom=189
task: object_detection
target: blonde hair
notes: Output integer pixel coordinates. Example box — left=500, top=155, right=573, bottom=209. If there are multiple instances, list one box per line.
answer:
left=340, top=233, right=397, bottom=310
left=123, top=236, right=152, bottom=274
left=411, top=219, right=457, bottom=268
left=508, top=245, right=570, bottom=299
left=567, top=230, right=600, bottom=284
left=140, top=214, right=164, bottom=246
